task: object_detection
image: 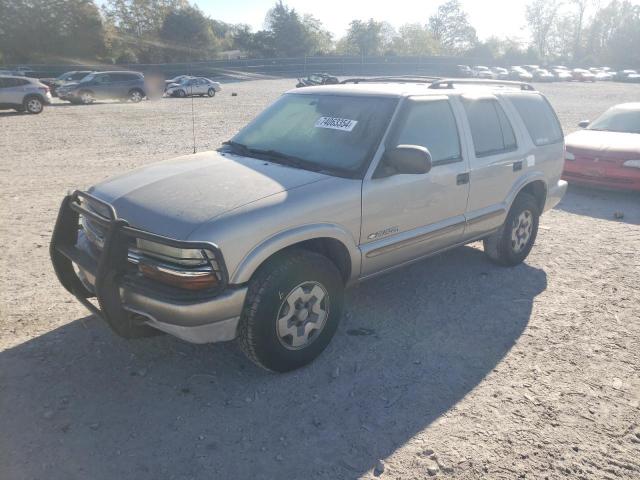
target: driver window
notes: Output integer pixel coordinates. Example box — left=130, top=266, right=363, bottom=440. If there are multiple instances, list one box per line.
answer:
left=390, top=99, right=462, bottom=165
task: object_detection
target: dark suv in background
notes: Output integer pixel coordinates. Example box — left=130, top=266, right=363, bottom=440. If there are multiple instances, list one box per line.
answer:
left=44, top=70, right=93, bottom=97
left=57, top=71, right=146, bottom=104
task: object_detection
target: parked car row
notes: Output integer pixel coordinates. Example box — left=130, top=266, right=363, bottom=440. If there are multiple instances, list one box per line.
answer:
left=1, top=70, right=224, bottom=113
left=456, top=64, right=640, bottom=83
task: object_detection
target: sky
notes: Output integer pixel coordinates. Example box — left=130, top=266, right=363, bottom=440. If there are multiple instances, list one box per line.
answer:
left=197, top=0, right=532, bottom=42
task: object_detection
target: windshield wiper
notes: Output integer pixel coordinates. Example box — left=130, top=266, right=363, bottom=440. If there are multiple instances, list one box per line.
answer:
left=222, top=141, right=322, bottom=172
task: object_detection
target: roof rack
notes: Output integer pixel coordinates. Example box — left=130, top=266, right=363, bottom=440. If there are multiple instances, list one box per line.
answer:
left=428, top=78, right=535, bottom=91
left=340, top=76, right=441, bottom=84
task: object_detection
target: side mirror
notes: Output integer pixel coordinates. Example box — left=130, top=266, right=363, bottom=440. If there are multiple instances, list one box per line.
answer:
left=380, top=145, right=432, bottom=176
left=578, top=120, right=590, bottom=128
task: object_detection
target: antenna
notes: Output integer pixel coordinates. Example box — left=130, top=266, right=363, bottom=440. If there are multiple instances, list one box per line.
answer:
left=188, top=44, right=197, bottom=154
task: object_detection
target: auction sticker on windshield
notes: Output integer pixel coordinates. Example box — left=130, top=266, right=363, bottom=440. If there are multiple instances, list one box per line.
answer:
left=315, top=116, right=358, bottom=132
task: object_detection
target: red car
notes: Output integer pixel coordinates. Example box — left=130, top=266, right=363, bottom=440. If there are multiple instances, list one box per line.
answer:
left=563, top=103, right=640, bottom=191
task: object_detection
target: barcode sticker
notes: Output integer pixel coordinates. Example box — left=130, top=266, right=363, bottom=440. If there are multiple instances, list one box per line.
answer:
left=315, top=116, right=358, bottom=132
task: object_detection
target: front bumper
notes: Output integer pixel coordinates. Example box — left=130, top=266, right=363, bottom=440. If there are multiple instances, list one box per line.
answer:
left=50, top=191, right=246, bottom=344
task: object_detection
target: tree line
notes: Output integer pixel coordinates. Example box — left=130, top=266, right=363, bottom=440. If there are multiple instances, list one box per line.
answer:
left=0, top=0, right=638, bottom=66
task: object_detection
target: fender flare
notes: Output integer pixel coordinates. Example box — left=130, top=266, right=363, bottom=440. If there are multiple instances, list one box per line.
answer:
left=504, top=171, right=548, bottom=212
left=230, top=223, right=361, bottom=285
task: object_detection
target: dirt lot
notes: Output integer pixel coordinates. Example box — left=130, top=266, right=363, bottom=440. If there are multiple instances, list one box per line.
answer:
left=1, top=79, right=639, bottom=480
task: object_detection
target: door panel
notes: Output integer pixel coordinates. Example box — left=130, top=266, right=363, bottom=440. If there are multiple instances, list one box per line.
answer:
left=1, top=78, right=27, bottom=104
left=456, top=96, right=523, bottom=237
left=360, top=97, right=470, bottom=277
left=361, top=164, right=469, bottom=276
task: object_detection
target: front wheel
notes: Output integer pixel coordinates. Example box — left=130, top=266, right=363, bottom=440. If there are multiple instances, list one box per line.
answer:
left=207, top=88, right=215, bottom=97
left=483, top=193, right=539, bottom=266
left=176, top=89, right=186, bottom=98
left=238, top=249, right=344, bottom=372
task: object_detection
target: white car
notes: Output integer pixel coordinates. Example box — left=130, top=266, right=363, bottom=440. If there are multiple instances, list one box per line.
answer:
left=0, top=75, right=52, bottom=113
left=165, top=77, right=221, bottom=98
left=472, top=66, right=495, bottom=79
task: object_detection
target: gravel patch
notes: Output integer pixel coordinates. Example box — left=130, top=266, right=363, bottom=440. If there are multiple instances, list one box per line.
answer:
left=1, top=79, right=639, bottom=479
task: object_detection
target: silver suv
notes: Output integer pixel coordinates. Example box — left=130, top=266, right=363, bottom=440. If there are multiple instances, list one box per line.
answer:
left=0, top=75, right=52, bottom=114
left=51, top=78, right=567, bottom=372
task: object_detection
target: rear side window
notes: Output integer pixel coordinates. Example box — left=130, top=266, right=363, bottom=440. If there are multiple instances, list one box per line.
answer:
left=391, top=99, right=461, bottom=165
left=462, top=99, right=517, bottom=157
left=509, top=94, right=563, bottom=146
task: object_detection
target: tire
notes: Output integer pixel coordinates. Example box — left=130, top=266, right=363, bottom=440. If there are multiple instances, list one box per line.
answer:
left=177, top=89, right=186, bottom=98
left=128, top=89, right=144, bottom=102
left=483, top=193, right=539, bottom=266
left=24, top=95, right=44, bottom=114
left=79, top=90, right=94, bottom=105
left=207, top=88, right=215, bottom=97
left=238, top=249, right=344, bottom=372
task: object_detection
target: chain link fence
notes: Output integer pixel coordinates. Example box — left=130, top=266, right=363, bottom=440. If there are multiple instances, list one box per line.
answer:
left=4, top=55, right=482, bottom=80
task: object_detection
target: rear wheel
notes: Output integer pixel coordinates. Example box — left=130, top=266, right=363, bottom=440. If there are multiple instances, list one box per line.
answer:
left=79, top=90, right=94, bottom=105
left=24, top=95, right=44, bottom=114
left=207, top=88, right=215, bottom=97
left=483, top=193, right=539, bottom=266
left=238, top=249, right=344, bottom=372
left=128, top=89, right=144, bottom=102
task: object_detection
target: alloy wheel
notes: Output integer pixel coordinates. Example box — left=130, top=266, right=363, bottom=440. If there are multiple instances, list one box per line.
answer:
left=26, top=98, right=43, bottom=113
left=511, top=210, right=533, bottom=253
left=276, top=281, right=329, bottom=350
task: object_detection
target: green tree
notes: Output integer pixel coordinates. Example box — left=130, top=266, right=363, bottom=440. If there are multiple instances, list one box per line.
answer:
left=389, top=24, right=439, bottom=55
left=428, top=0, right=477, bottom=55
left=302, top=14, right=333, bottom=55
left=525, top=0, right=561, bottom=60
left=0, top=0, right=106, bottom=62
left=583, top=0, right=640, bottom=66
left=265, top=1, right=309, bottom=57
left=160, top=5, right=217, bottom=60
left=342, top=19, right=385, bottom=56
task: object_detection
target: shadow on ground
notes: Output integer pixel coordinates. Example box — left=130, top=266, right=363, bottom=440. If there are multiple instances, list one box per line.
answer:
left=0, top=246, right=546, bottom=480
left=557, top=184, right=640, bottom=224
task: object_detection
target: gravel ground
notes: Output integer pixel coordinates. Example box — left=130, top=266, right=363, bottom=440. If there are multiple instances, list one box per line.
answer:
left=1, top=79, right=639, bottom=480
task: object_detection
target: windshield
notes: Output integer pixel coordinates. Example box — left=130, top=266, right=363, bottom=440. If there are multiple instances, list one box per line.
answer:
left=589, top=107, right=640, bottom=134
left=80, top=73, right=94, bottom=83
left=227, top=93, right=398, bottom=177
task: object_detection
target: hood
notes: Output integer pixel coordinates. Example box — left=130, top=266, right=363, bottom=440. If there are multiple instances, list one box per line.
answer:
left=565, top=130, right=640, bottom=157
left=88, top=151, right=330, bottom=239
left=166, top=82, right=181, bottom=88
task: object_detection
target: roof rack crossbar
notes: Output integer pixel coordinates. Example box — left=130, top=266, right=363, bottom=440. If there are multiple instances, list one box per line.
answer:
left=428, top=78, right=535, bottom=91
left=340, top=76, right=441, bottom=84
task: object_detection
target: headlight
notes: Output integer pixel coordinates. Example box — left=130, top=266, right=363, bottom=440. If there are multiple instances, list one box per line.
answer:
left=134, top=239, right=222, bottom=290
left=623, top=159, right=640, bottom=168
left=565, top=151, right=575, bottom=160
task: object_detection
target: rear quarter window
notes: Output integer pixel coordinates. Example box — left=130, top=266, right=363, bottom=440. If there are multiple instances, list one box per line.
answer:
left=508, top=94, right=563, bottom=146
